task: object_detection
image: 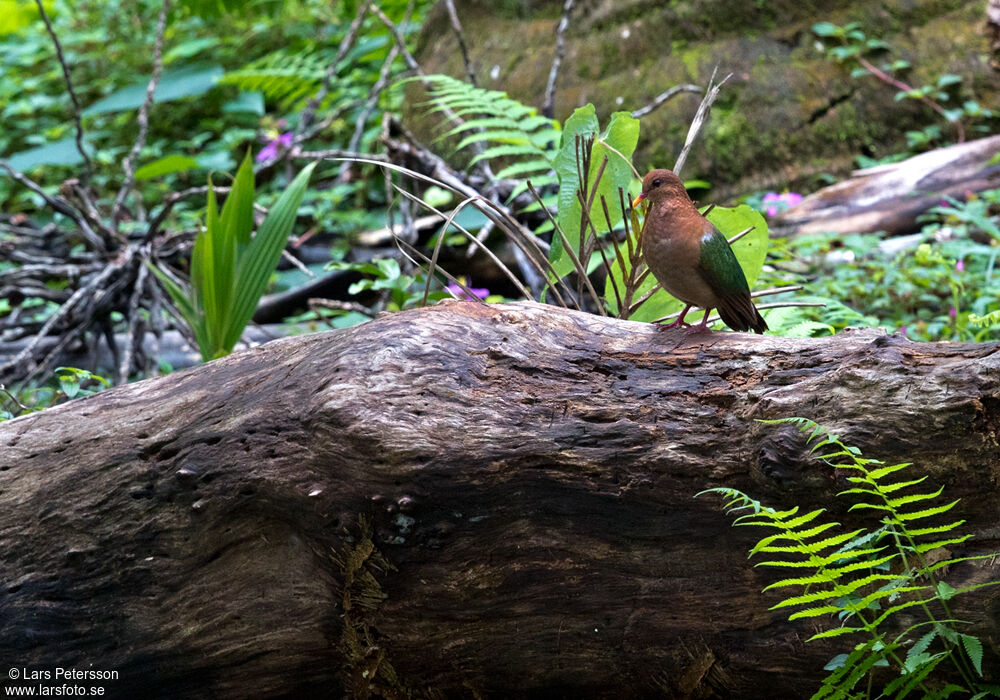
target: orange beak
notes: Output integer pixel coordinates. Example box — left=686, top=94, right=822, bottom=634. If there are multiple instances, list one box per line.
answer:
left=632, top=192, right=647, bottom=208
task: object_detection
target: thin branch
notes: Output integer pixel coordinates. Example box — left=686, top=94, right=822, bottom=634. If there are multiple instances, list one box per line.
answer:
left=145, top=184, right=231, bottom=241
left=541, top=0, right=575, bottom=119
left=0, top=248, right=134, bottom=381
left=118, top=252, right=149, bottom=384
left=727, top=226, right=754, bottom=245
left=630, top=84, right=702, bottom=119
left=856, top=56, right=964, bottom=144
left=111, top=0, right=170, bottom=230
left=296, top=0, right=372, bottom=142
left=673, top=67, right=731, bottom=177
left=0, top=162, right=106, bottom=252
left=338, top=1, right=413, bottom=183
left=651, top=301, right=826, bottom=326
left=443, top=0, right=477, bottom=87
left=34, top=0, right=92, bottom=180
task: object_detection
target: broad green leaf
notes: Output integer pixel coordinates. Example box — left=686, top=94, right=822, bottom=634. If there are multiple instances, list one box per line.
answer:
left=4, top=137, right=87, bottom=172
left=83, top=64, right=223, bottom=115
left=134, top=154, right=201, bottom=180
left=550, top=107, right=639, bottom=279
left=221, top=152, right=256, bottom=246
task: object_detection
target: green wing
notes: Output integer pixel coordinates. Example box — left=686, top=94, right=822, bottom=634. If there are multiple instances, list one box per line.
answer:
left=697, top=224, right=750, bottom=298
left=696, top=222, right=767, bottom=333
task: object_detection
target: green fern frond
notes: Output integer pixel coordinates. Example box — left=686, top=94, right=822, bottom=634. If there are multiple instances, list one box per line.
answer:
left=220, top=48, right=330, bottom=108
left=419, top=74, right=560, bottom=199
left=706, top=417, right=997, bottom=697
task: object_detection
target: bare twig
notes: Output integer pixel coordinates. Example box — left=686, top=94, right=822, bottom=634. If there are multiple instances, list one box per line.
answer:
left=541, top=0, right=575, bottom=119
left=630, top=84, right=702, bottom=119
left=727, top=226, right=755, bottom=245
left=111, top=0, right=170, bottom=230
left=118, top=252, right=148, bottom=384
left=652, top=301, right=825, bottom=326
left=0, top=162, right=106, bottom=252
left=338, top=1, right=413, bottom=183
left=673, top=67, right=731, bottom=177
left=308, top=298, right=376, bottom=318
left=1, top=248, right=134, bottom=381
left=33, top=0, right=93, bottom=180
left=296, top=0, right=373, bottom=142
left=443, top=0, right=477, bottom=87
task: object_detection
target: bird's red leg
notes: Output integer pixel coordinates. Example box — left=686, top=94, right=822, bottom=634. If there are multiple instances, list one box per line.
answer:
left=658, top=304, right=693, bottom=331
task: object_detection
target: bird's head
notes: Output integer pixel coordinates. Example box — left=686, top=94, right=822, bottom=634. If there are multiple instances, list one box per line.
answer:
left=632, top=169, right=688, bottom=208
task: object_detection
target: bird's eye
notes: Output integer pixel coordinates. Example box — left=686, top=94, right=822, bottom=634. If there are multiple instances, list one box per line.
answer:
left=652, top=178, right=663, bottom=188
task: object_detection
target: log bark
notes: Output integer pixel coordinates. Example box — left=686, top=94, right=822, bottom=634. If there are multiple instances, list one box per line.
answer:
left=770, top=134, right=1000, bottom=237
left=1, top=301, right=998, bottom=699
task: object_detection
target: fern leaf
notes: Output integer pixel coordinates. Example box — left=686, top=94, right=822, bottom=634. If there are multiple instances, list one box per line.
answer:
left=807, top=626, right=864, bottom=642
left=913, top=535, right=972, bottom=554
left=495, top=159, right=554, bottom=179
left=788, top=604, right=842, bottom=620
left=961, top=634, right=984, bottom=676
left=470, top=144, right=550, bottom=165
left=907, top=520, right=966, bottom=537
left=877, top=476, right=929, bottom=494
left=896, top=499, right=960, bottom=521
left=884, top=653, right=948, bottom=699
left=866, top=462, right=913, bottom=480
left=886, top=486, right=945, bottom=509
left=753, top=529, right=866, bottom=556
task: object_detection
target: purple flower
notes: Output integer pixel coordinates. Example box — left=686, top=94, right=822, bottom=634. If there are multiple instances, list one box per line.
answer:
left=257, top=131, right=293, bottom=163
left=446, top=282, right=490, bottom=301
left=955, top=259, right=964, bottom=272
left=949, top=306, right=957, bottom=318
left=762, top=191, right=803, bottom=216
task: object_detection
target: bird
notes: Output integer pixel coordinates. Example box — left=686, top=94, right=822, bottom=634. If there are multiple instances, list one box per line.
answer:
left=632, top=168, right=768, bottom=334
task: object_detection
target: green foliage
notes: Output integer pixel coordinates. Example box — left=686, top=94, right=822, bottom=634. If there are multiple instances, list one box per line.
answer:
left=700, top=417, right=998, bottom=699
left=420, top=73, right=561, bottom=200
left=550, top=105, right=639, bottom=279
left=151, top=152, right=316, bottom=360
left=326, top=257, right=450, bottom=312
left=1, top=366, right=110, bottom=421
left=812, top=21, right=996, bottom=152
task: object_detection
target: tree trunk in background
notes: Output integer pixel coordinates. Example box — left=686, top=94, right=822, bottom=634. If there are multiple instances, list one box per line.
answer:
left=2, top=301, right=998, bottom=698
left=769, top=134, right=1000, bottom=237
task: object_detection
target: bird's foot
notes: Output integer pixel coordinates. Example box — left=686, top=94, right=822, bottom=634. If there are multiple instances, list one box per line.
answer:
left=657, top=319, right=691, bottom=332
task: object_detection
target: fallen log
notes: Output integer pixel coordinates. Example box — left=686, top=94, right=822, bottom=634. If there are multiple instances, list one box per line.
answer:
left=771, top=133, right=1000, bottom=237
left=1, top=301, right=998, bottom=698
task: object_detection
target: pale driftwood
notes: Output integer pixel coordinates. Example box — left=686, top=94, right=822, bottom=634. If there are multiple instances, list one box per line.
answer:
left=1, top=301, right=998, bottom=698
left=771, top=133, right=1000, bottom=237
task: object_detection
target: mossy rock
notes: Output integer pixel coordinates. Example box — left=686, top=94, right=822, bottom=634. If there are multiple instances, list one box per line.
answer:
left=410, top=0, right=999, bottom=198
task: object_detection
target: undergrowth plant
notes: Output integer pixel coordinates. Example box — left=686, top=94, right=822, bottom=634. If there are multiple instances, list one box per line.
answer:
left=151, top=152, right=315, bottom=360
left=812, top=21, right=995, bottom=155
left=699, top=417, right=999, bottom=699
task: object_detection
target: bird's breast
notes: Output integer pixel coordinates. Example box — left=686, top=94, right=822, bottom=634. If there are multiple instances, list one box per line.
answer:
left=642, top=225, right=718, bottom=309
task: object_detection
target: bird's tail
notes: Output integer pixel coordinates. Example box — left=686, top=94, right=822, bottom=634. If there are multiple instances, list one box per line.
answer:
left=718, top=295, right=769, bottom=334
left=749, top=305, right=768, bottom=335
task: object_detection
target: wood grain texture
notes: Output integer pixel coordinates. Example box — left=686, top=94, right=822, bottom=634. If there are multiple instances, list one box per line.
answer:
left=2, top=301, right=998, bottom=698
